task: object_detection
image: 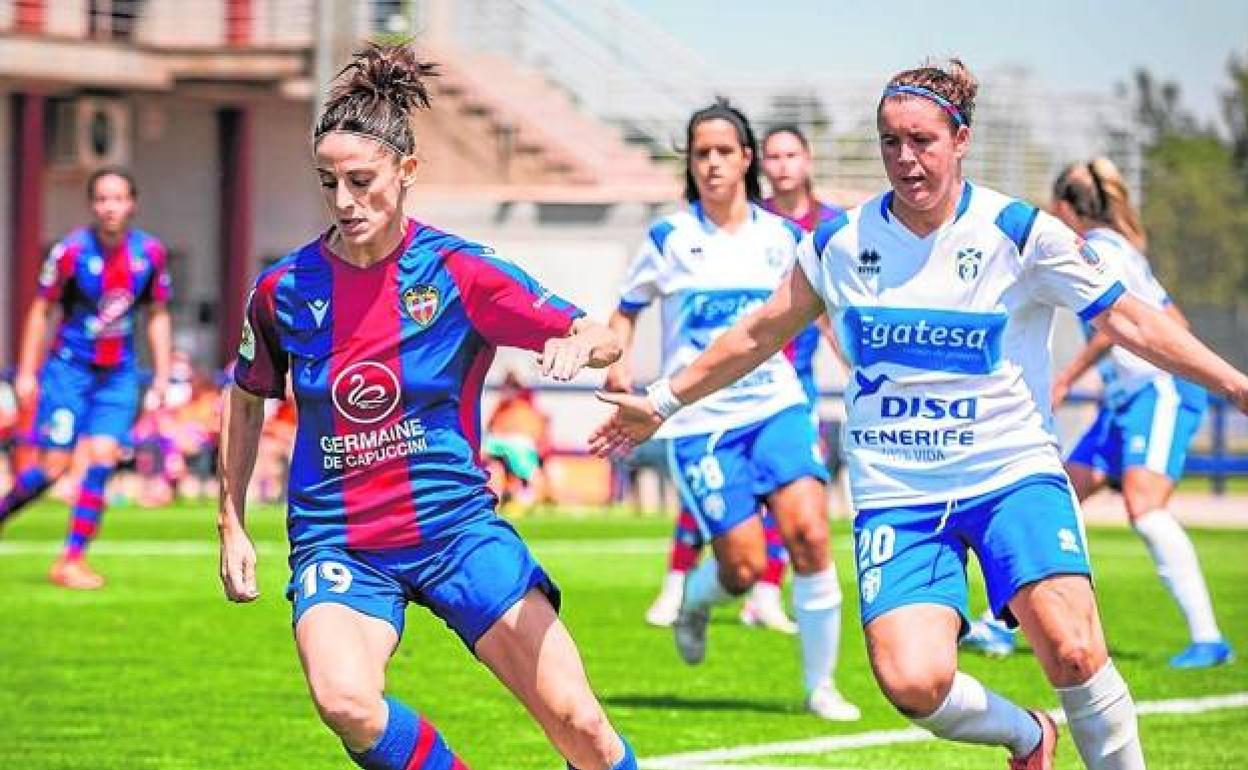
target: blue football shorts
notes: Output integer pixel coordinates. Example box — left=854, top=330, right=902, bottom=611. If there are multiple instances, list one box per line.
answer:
left=1067, top=378, right=1207, bottom=483
left=852, top=473, right=1092, bottom=632
left=667, top=404, right=830, bottom=539
left=286, top=517, right=560, bottom=650
left=33, top=355, right=141, bottom=449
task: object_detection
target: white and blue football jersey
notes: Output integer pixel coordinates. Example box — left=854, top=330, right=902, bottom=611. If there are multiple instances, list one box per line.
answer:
left=796, top=182, right=1126, bottom=507
left=1082, top=227, right=1176, bottom=407
left=620, top=203, right=808, bottom=438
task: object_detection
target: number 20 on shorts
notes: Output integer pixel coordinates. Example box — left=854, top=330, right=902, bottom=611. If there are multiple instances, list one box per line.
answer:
left=299, top=561, right=354, bottom=598
left=856, top=525, right=896, bottom=570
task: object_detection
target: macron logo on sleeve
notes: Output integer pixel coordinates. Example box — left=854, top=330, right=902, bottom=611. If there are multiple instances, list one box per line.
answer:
left=308, top=299, right=329, bottom=327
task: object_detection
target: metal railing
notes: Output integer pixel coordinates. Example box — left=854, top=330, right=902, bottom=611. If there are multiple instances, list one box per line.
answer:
left=427, top=0, right=1143, bottom=203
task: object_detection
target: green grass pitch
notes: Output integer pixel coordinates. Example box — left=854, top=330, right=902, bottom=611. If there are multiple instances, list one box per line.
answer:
left=1, top=501, right=1245, bottom=769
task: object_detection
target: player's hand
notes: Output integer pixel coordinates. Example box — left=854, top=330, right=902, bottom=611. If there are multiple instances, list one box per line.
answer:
left=1050, top=376, right=1072, bottom=408
left=144, top=376, right=169, bottom=412
left=14, top=371, right=37, bottom=409
left=539, top=335, right=591, bottom=382
left=603, top=361, right=634, bottom=393
left=589, top=391, right=664, bottom=456
left=1232, top=376, right=1248, bottom=416
left=219, top=526, right=259, bottom=603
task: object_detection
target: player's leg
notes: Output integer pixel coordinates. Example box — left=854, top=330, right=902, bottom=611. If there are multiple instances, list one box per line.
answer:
left=739, top=507, right=797, bottom=634
left=978, top=475, right=1143, bottom=770
left=869, top=605, right=1051, bottom=759
left=752, top=406, right=856, bottom=718
left=477, top=588, right=636, bottom=770
left=0, top=357, right=87, bottom=525
left=861, top=499, right=1052, bottom=765
left=645, top=506, right=704, bottom=627
left=422, top=518, right=633, bottom=769
left=1119, top=383, right=1230, bottom=668
left=1011, top=577, right=1143, bottom=770
left=666, top=428, right=766, bottom=663
left=0, top=448, right=71, bottom=525
left=292, top=549, right=469, bottom=769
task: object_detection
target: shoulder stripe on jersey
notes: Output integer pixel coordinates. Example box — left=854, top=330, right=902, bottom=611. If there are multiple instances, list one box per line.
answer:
left=994, top=200, right=1040, bottom=253
left=813, top=212, right=851, bottom=256
left=780, top=218, right=804, bottom=244
left=1078, top=280, right=1126, bottom=321
left=618, top=299, right=649, bottom=315
left=648, top=220, right=676, bottom=253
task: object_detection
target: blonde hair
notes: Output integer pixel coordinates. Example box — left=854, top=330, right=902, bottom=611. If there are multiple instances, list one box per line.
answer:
left=1053, top=158, right=1147, bottom=251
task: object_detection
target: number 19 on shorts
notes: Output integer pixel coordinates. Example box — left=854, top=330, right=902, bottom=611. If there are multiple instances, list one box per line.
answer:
left=298, top=561, right=354, bottom=598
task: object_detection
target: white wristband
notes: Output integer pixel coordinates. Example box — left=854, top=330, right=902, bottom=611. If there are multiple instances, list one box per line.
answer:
left=646, top=378, right=684, bottom=420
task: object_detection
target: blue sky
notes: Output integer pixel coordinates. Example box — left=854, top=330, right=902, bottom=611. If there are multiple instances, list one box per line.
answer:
left=623, top=0, right=1247, bottom=128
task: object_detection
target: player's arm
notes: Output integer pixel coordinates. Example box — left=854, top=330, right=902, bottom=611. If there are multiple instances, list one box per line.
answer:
left=1091, top=293, right=1248, bottom=413
left=14, top=297, right=57, bottom=408
left=590, top=267, right=824, bottom=454
left=604, top=309, right=640, bottom=392
left=145, top=303, right=173, bottom=407
left=539, top=318, right=622, bottom=382
left=1051, top=330, right=1113, bottom=407
left=217, top=384, right=265, bottom=603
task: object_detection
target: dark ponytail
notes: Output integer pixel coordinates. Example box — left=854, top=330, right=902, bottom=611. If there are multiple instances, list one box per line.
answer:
left=313, top=41, right=439, bottom=156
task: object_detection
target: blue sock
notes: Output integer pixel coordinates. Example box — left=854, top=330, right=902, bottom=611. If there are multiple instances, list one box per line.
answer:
left=0, top=466, right=52, bottom=522
left=348, top=695, right=466, bottom=770
left=568, top=736, right=637, bottom=770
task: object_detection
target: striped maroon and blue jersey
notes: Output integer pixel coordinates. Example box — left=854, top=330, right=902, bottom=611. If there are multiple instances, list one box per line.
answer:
left=37, top=227, right=172, bottom=369
left=234, top=219, right=583, bottom=551
left=762, top=198, right=842, bottom=391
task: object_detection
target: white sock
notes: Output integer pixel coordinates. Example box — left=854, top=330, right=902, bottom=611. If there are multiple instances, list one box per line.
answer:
left=792, top=567, right=843, bottom=693
left=660, top=570, right=686, bottom=597
left=1057, top=661, right=1146, bottom=770
left=912, top=671, right=1041, bottom=757
left=749, top=581, right=782, bottom=605
left=683, top=558, right=734, bottom=611
left=1133, top=509, right=1222, bottom=643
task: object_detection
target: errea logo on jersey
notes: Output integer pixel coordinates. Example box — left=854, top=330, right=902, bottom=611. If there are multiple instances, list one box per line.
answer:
left=331, top=361, right=401, bottom=425
left=840, top=306, right=1006, bottom=375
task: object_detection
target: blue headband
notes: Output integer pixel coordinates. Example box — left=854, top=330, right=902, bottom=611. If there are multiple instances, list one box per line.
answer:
left=881, top=84, right=966, bottom=127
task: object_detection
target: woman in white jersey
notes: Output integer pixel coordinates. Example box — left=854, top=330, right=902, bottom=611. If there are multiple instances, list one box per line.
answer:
left=591, top=61, right=1248, bottom=770
left=604, top=99, right=858, bottom=721
left=1051, top=159, right=1232, bottom=669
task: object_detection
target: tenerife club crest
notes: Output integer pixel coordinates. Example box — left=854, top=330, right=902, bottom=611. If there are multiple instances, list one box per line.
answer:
left=955, top=247, right=983, bottom=283
left=403, top=284, right=440, bottom=328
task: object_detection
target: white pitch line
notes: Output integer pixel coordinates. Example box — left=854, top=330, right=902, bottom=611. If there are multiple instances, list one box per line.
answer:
left=639, top=691, right=1248, bottom=770
left=0, top=538, right=669, bottom=557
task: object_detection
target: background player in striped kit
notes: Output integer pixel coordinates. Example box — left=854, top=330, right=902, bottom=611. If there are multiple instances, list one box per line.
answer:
left=1052, top=159, right=1232, bottom=669
left=217, top=43, right=637, bottom=770
left=0, top=167, right=172, bottom=589
left=606, top=99, right=859, bottom=721
left=592, top=60, right=1248, bottom=770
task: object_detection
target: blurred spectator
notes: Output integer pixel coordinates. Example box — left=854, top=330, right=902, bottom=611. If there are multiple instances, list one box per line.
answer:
left=483, top=370, right=551, bottom=516
left=130, top=351, right=221, bottom=506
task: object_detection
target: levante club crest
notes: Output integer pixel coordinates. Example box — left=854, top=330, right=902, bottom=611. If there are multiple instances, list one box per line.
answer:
left=403, top=284, right=440, bottom=327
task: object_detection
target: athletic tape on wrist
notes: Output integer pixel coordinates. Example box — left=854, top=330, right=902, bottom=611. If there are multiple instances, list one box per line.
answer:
left=646, top=379, right=684, bottom=420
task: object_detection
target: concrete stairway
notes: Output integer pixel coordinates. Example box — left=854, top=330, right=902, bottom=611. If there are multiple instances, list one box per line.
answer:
left=410, top=46, right=674, bottom=198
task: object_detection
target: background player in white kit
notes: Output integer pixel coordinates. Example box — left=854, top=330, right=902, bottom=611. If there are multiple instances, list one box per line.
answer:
left=592, top=60, right=1248, bottom=770
left=605, top=99, right=858, bottom=721
left=1052, top=159, right=1232, bottom=669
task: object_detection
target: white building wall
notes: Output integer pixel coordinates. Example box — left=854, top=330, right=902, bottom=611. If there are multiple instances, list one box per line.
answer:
left=44, top=0, right=88, bottom=38
left=251, top=98, right=323, bottom=267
